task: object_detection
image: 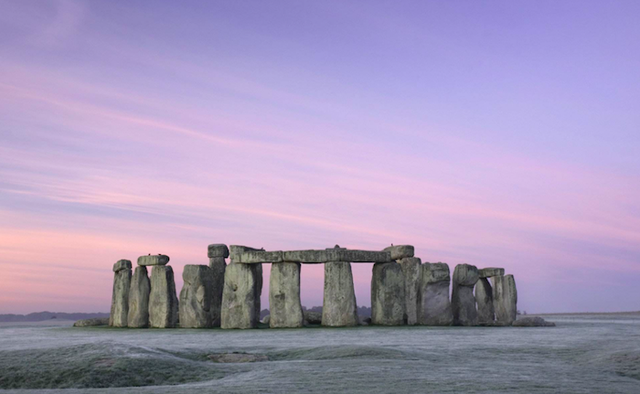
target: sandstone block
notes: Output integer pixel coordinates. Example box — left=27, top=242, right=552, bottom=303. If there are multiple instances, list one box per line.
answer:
left=137, top=254, right=170, bottom=266
left=512, top=316, right=555, bottom=327
left=207, top=244, right=229, bottom=258
left=452, top=264, right=479, bottom=326
left=74, top=317, right=109, bottom=327
left=283, top=250, right=328, bottom=263
left=180, top=265, right=215, bottom=328
left=398, top=257, right=421, bottom=325
left=419, top=262, right=452, bottom=326
left=371, top=262, right=406, bottom=326
left=208, top=257, right=226, bottom=327
left=322, top=261, right=358, bottom=327
left=303, top=311, right=322, bottom=325
left=478, top=267, right=505, bottom=278
left=109, top=262, right=131, bottom=327
left=383, top=245, right=415, bottom=260
left=149, top=266, right=179, bottom=328
left=128, top=266, right=150, bottom=328
left=220, top=263, right=263, bottom=329
left=113, top=259, right=132, bottom=272
left=493, top=274, right=518, bottom=326
left=475, top=277, right=494, bottom=325
left=269, top=262, right=304, bottom=328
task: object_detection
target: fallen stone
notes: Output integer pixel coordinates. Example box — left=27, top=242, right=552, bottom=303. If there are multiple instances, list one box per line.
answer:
left=383, top=245, right=415, bottom=260
left=128, top=266, right=150, bottom=328
left=512, top=316, right=555, bottom=327
left=358, top=316, right=371, bottom=326
left=149, top=266, right=179, bottom=328
left=179, top=265, right=215, bottom=328
left=269, top=262, right=304, bottom=328
left=207, top=244, right=229, bottom=258
left=137, top=254, right=170, bottom=266
left=322, top=261, right=358, bottom=327
left=113, top=259, right=131, bottom=272
left=73, top=317, right=109, bottom=327
left=109, top=260, right=131, bottom=327
left=303, top=311, right=322, bottom=325
left=262, top=315, right=270, bottom=325
left=478, top=267, right=505, bottom=278
left=221, top=263, right=263, bottom=329
left=475, top=277, right=494, bottom=325
left=419, top=262, right=453, bottom=326
left=452, top=264, right=479, bottom=326
left=371, top=262, right=406, bottom=326
left=493, top=274, right=518, bottom=326
left=398, top=257, right=421, bottom=325
left=208, top=256, right=226, bottom=327
left=208, top=353, right=269, bottom=363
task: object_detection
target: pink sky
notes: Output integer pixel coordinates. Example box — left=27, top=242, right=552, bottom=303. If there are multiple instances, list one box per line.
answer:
left=1, top=1, right=639, bottom=314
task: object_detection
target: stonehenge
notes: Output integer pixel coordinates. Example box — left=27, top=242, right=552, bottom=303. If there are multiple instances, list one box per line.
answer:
left=451, top=264, right=479, bottom=326
left=371, top=262, right=406, bottom=325
left=109, top=259, right=131, bottom=327
left=419, top=262, right=453, bottom=326
left=107, top=243, right=524, bottom=330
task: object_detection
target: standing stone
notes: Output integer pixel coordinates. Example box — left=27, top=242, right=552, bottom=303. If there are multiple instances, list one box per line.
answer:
left=179, top=265, right=215, bottom=328
left=371, top=262, right=406, bottom=326
left=383, top=245, right=415, bottom=260
left=322, top=261, right=358, bottom=327
left=451, top=264, right=479, bottom=326
left=398, top=257, right=421, bottom=325
left=493, top=274, right=518, bottom=326
left=419, top=262, right=453, bottom=326
left=208, top=244, right=228, bottom=327
left=220, top=263, right=263, bottom=329
left=109, top=260, right=132, bottom=327
left=149, top=265, right=179, bottom=328
left=475, top=277, right=494, bottom=325
left=269, top=262, right=304, bottom=328
left=128, top=266, right=150, bottom=328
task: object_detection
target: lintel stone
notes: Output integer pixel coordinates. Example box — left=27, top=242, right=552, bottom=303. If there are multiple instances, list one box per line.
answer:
left=383, top=245, right=415, bottom=260
left=137, top=255, right=170, bottom=266
left=478, top=267, right=505, bottom=278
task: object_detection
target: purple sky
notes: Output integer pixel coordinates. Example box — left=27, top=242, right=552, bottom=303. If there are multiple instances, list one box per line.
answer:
left=0, top=0, right=639, bottom=314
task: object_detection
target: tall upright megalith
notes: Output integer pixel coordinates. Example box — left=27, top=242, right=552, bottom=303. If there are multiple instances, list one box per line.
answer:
left=322, top=261, right=358, bottom=327
left=221, top=260, right=263, bottom=329
left=451, top=264, right=479, bottom=326
left=475, top=268, right=504, bottom=325
left=269, top=262, right=304, bottom=328
left=493, top=274, right=518, bottom=326
left=145, top=255, right=179, bottom=328
left=371, top=262, right=406, bottom=326
left=128, top=265, right=150, bottom=328
left=208, top=244, right=228, bottom=327
left=419, top=262, right=453, bottom=326
left=398, top=257, right=421, bottom=325
left=180, top=265, right=215, bottom=328
left=110, top=259, right=132, bottom=327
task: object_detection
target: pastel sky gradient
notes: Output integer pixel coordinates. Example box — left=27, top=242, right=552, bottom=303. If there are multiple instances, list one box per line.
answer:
left=1, top=1, right=639, bottom=314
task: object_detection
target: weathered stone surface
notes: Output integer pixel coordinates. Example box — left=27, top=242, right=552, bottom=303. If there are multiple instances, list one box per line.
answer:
left=322, top=261, right=358, bottom=327
left=478, top=267, right=505, bottom=278
left=493, top=274, right=518, bottom=326
left=73, top=317, right=109, bottom=327
left=512, top=316, right=555, bottom=327
left=245, top=248, right=392, bottom=264
left=269, top=262, right=304, bottom=328
left=358, top=316, right=371, bottom=326
left=179, top=265, right=215, bottom=328
left=207, top=244, right=229, bottom=258
left=262, top=315, right=270, bottom=325
left=113, top=259, right=131, bottom=272
left=371, top=262, right=406, bottom=326
left=208, top=257, right=226, bottom=327
left=303, top=311, right=322, bottom=325
left=475, top=277, right=494, bottom=325
left=221, top=263, right=263, bottom=329
left=235, top=250, right=284, bottom=263
left=283, top=250, right=328, bottom=263
left=419, top=262, right=453, bottom=326
left=128, top=266, right=150, bottom=328
left=452, top=263, right=479, bottom=286
left=148, top=266, right=179, bottom=328
left=109, top=262, right=131, bottom=327
left=208, top=353, right=269, bottom=363
left=452, top=264, right=479, bottom=326
left=398, top=257, right=421, bottom=325
left=338, top=249, right=391, bottom=263
left=137, top=254, right=170, bottom=266
left=383, top=245, right=415, bottom=260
